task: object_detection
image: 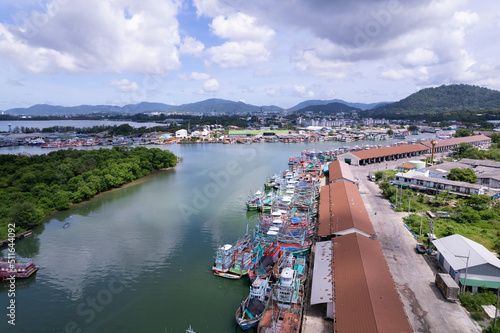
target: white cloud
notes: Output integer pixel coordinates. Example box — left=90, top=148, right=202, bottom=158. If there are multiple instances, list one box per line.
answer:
left=208, top=41, right=271, bottom=68
left=265, top=88, right=276, bottom=96
left=403, top=48, right=438, bottom=67
left=293, top=49, right=351, bottom=79
left=179, top=36, right=205, bottom=56
left=0, top=0, right=182, bottom=74
left=110, top=79, right=140, bottom=92
left=210, top=13, right=275, bottom=42
left=203, top=78, right=219, bottom=93
left=207, top=12, right=275, bottom=68
left=190, top=72, right=210, bottom=81
left=293, top=85, right=314, bottom=98
left=380, top=69, right=415, bottom=80
left=179, top=72, right=211, bottom=81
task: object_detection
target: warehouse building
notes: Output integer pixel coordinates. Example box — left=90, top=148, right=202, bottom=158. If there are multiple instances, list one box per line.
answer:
left=338, top=143, right=429, bottom=166
left=432, top=234, right=500, bottom=292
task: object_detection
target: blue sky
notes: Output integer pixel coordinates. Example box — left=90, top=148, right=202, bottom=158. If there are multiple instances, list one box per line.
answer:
left=0, top=0, right=499, bottom=110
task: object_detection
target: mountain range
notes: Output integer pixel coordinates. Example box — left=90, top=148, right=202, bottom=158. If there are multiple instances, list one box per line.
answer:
left=3, top=84, right=500, bottom=118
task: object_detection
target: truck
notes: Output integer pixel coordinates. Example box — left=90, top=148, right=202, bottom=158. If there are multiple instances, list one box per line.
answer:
left=368, top=171, right=376, bottom=181
left=435, top=273, right=460, bottom=301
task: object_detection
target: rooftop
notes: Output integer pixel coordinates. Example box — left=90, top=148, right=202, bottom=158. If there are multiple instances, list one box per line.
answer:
left=333, top=233, right=412, bottom=333
left=432, top=234, right=500, bottom=271
left=349, top=143, right=429, bottom=160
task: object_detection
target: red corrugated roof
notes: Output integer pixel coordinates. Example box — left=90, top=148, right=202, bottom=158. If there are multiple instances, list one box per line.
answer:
left=329, top=160, right=356, bottom=183
left=317, top=181, right=375, bottom=237
left=350, top=143, right=429, bottom=160
left=329, top=181, right=376, bottom=236
left=397, top=162, right=417, bottom=169
left=318, top=186, right=331, bottom=237
left=421, top=134, right=490, bottom=148
left=333, top=233, right=412, bottom=333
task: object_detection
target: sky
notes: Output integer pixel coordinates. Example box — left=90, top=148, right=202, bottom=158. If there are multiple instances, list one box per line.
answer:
left=0, top=0, right=499, bottom=110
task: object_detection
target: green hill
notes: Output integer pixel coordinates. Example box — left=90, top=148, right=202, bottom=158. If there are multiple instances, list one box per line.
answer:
left=295, top=101, right=362, bottom=114
left=370, top=84, right=500, bottom=118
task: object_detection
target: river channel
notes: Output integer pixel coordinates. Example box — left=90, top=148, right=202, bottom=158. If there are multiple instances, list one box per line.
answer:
left=0, top=135, right=434, bottom=333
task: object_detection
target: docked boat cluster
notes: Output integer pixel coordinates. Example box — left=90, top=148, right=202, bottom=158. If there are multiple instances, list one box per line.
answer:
left=212, top=149, right=330, bottom=332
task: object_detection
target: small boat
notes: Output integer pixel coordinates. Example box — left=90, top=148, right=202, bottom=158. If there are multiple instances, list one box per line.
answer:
left=235, top=277, right=269, bottom=330
left=0, top=257, right=38, bottom=280
left=415, top=243, right=426, bottom=254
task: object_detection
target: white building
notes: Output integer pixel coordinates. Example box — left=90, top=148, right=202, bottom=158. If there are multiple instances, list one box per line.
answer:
left=175, top=129, right=188, bottom=138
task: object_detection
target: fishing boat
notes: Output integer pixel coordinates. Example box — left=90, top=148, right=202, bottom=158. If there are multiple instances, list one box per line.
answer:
left=212, top=244, right=234, bottom=277
left=235, top=277, right=270, bottom=330
left=246, top=189, right=263, bottom=211
left=229, top=234, right=254, bottom=278
left=258, top=267, right=303, bottom=333
left=248, top=242, right=281, bottom=282
left=0, top=257, right=38, bottom=280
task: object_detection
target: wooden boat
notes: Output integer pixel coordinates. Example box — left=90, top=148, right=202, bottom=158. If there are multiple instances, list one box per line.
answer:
left=212, top=244, right=234, bottom=276
left=258, top=267, right=303, bottom=332
left=235, top=277, right=269, bottom=330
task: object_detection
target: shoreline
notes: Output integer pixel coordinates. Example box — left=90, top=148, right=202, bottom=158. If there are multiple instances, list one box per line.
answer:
left=0, top=166, right=176, bottom=247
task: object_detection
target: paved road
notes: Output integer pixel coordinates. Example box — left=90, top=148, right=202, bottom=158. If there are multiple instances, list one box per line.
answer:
left=351, top=159, right=481, bottom=333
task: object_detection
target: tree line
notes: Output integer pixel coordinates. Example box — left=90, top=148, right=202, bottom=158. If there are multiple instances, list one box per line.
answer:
left=0, top=147, right=178, bottom=240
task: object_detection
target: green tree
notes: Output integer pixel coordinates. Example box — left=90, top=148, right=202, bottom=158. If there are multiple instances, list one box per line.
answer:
left=447, top=168, right=477, bottom=183
left=408, top=124, right=419, bottom=132
left=490, top=132, right=500, bottom=143
left=467, top=194, right=491, bottom=211
left=8, top=201, right=42, bottom=229
left=455, top=128, right=473, bottom=137
left=386, top=129, right=394, bottom=135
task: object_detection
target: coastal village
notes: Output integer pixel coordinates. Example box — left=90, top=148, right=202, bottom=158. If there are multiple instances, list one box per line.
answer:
left=206, top=133, right=499, bottom=332
left=3, top=127, right=500, bottom=332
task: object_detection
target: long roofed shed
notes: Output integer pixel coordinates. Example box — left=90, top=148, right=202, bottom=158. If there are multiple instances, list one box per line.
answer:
left=333, top=233, right=412, bottom=333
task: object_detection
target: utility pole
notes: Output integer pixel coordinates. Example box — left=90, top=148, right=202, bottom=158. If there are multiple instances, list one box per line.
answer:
left=455, top=250, right=470, bottom=293
left=494, top=287, right=499, bottom=327
left=419, top=210, right=423, bottom=236
left=400, top=183, right=403, bottom=207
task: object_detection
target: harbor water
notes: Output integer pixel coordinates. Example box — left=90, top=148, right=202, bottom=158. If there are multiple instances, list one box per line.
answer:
left=0, top=135, right=435, bottom=332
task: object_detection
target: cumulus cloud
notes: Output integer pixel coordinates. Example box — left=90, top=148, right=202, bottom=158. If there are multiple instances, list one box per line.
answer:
left=403, top=48, right=438, bottom=67
left=207, top=12, right=275, bottom=68
left=293, top=85, right=315, bottom=98
left=208, top=41, right=271, bottom=68
left=203, top=78, right=219, bottom=93
left=179, top=72, right=211, bottom=81
left=179, top=36, right=205, bottom=56
left=210, top=12, right=274, bottom=42
left=110, top=79, right=140, bottom=92
left=0, top=0, right=182, bottom=74
left=195, top=0, right=485, bottom=85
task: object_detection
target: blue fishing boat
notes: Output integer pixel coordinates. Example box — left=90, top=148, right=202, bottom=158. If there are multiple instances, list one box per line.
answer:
left=235, top=277, right=269, bottom=330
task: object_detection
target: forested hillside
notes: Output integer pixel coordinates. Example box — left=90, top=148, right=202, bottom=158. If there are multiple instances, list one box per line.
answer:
left=295, top=102, right=361, bottom=114
left=370, top=84, right=500, bottom=119
left=0, top=147, right=178, bottom=240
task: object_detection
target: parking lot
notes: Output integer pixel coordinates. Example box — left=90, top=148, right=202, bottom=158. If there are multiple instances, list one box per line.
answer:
left=351, top=160, right=482, bottom=333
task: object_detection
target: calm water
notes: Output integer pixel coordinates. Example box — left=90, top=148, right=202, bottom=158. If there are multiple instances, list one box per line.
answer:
left=0, top=135, right=436, bottom=333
